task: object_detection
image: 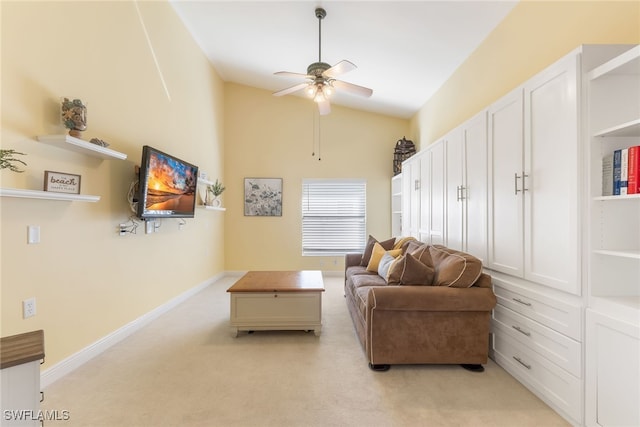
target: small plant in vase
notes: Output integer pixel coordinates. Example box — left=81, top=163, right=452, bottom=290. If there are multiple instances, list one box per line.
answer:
left=0, top=149, right=27, bottom=173
left=206, top=179, right=225, bottom=207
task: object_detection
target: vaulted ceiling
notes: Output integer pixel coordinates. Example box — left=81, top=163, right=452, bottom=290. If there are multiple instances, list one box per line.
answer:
left=170, top=1, right=518, bottom=118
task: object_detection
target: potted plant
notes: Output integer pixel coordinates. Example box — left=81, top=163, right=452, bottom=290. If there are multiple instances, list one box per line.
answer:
left=206, top=179, right=225, bottom=206
left=0, top=149, right=27, bottom=173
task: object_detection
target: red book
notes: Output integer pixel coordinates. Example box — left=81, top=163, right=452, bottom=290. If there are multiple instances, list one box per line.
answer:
left=629, top=145, right=640, bottom=194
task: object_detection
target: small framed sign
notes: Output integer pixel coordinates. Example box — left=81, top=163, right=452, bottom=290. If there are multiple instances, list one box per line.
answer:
left=44, top=171, right=81, bottom=194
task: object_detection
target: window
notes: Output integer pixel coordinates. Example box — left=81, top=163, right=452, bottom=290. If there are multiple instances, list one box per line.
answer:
left=302, top=179, right=366, bottom=256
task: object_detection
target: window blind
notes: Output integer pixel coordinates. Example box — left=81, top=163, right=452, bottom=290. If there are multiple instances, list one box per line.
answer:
left=302, top=179, right=366, bottom=256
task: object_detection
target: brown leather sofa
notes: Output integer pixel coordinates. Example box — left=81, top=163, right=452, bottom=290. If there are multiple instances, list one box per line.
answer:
left=344, top=239, right=496, bottom=371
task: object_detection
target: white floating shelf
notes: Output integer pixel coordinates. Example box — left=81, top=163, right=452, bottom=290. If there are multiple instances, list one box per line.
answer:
left=198, top=205, right=226, bottom=211
left=37, top=135, right=127, bottom=160
left=197, top=178, right=214, bottom=186
left=0, top=187, right=100, bottom=202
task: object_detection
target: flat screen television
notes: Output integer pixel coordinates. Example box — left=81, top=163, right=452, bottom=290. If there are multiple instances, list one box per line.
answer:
left=136, top=145, right=198, bottom=219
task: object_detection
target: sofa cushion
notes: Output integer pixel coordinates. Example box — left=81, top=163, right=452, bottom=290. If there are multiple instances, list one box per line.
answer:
left=361, top=235, right=396, bottom=266
left=366, top=243, right=402, bottom=272
left=377, top=253, right=398, bottom=279
left=392, top=236, right=418, bottom=253
left=387, top=252, right=435, bottom=286
left=346, top=265, right=377, bottom=277
left=429, top=245, right=482, bottom=288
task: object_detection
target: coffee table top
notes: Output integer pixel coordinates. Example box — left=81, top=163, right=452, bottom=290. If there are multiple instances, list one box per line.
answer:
left=227, top=270, right=325, bottom=293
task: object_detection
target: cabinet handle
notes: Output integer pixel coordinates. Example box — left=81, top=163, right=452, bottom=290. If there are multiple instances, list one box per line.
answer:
left=415, top=180, right=420, bottom=191
left=40, top=391, right=45, bottom=402
left=512, top=297, right=532, bottom=307
left=514, top=173, right=521, bottom=194
left=522, top=172, right=529, bottom=192
left=512, top=325, right=531, bottom=337
left=513, top=356, right=532, bottom=370
left=461, top=185, right=466, bottom=201
left=456, top=185, right=461, bottom=201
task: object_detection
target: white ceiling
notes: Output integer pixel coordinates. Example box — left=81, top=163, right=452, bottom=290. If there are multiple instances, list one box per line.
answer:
left=170, top=1, right=518, bottom=119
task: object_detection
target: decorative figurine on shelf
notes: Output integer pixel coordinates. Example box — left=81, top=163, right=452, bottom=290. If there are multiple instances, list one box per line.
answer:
left=89, top=138, right=110, bottom=148
left=0, top=149, right=27, bottom=173
left=393, top=136, right=416, bottom=176
left=206, top=179, right=226, bottom=207
left=61, top=97, right=87, bottom=138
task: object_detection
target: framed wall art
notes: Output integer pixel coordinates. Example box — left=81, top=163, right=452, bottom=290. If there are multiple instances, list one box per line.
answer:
left=244, top=178, right=282, bottom=216
left=44, top=170, right=81, bottom=194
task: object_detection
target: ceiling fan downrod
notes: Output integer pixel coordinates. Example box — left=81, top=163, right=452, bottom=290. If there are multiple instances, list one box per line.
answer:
left=316, top=7, right=326, bottom=63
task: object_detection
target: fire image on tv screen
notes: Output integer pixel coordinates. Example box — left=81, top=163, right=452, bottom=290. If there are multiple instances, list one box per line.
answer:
left=137, top=146, right=198, bottom=219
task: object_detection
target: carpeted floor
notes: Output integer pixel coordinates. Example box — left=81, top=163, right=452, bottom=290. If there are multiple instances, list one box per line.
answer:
left=42, top=275, right=569, bottom=426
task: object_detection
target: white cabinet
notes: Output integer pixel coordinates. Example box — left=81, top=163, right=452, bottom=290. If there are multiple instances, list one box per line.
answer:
left=488, top=52, right=580, bottom=295
left=585, top=45, right=640, bottom=427
left=421, top=140, right=445, bottom=245
left=487, top=87, right=524, bottom=277
left=391, top=174, right=402, bottom=236
left=585, top=310, right=640, bottom=427
left=401, top=153, right=422, bottom=238
left=446, top=111, right=488, bottom=262
left=487, top=45, right=633, bottom=427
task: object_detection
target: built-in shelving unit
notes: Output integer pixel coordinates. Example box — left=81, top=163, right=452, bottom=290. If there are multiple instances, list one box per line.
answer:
left=585, top=45, right=640, bottom=427
left=0, top=188, right=100, bottom=202
left=37, top=134, right=127, bottom=160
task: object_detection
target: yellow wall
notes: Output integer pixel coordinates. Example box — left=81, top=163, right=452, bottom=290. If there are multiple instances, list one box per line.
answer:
left=411, top=0, right=640, bottom=147
left=223, top=83, right=409, bottom=271
left=1, top=1, right=225, bottom=368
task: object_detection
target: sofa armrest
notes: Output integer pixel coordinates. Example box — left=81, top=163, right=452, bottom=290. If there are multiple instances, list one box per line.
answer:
left=368, top=285, right=496, bottom=312
left=345, top=253, right=362, bottom=269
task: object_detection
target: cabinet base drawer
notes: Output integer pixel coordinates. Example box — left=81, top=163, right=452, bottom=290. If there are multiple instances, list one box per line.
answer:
left=493, top=332, right=581, bottom=424
left=493, top=304, right=581, bottom=377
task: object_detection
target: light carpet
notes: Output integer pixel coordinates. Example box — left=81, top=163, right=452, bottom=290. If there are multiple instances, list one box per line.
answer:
left=42, top=275, right=568, bottom=426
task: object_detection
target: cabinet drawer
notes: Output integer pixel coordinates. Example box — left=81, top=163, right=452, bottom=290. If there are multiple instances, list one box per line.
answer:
left=493, top=333, right=581, bottom=423
left=230, top=292, right=321, bottom=325
left=493, top=304, right=581, bottom=377
left=494, top=282, right=581, bottom=340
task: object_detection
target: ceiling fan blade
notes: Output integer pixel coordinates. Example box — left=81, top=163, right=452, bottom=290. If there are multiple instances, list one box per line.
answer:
left=275, top=71, right=313, bottom=80
left=323, top=60, right=357, bottom=78
left=318, top=99, right=331, bottom=115
left=273, top=82, right=310, bottom=97
left=332, top=80, right=373, bottom=98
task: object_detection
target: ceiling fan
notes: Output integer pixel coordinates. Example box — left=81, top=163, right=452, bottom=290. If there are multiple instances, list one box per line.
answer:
left=273, top=7, right=373, bottom=115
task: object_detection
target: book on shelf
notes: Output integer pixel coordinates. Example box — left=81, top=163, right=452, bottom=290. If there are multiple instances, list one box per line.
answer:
left=602, top=154, right=613, bottom=196
left=613, top=149, right=622, bottom=195
left=628, top=145, right=640, bottom=194
left=620, top=148, right=628, bottom=195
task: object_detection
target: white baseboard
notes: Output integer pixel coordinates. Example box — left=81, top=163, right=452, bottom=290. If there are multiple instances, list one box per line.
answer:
left=41, top=273, right=224, bottom=388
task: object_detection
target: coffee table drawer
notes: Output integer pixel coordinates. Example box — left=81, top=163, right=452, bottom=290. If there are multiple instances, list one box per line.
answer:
left=230, top=292, right=321, bottom=326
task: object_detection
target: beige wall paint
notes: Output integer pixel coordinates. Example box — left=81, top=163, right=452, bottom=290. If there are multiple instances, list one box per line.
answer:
left=223, top=83, right=409, bottom=271
left=410, top=0, right=640, bottom=147
left=1, top=1, right=225, bottom=368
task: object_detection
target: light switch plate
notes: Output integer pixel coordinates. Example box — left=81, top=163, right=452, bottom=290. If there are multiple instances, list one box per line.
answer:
left=27, top=225, right=40, bottom=244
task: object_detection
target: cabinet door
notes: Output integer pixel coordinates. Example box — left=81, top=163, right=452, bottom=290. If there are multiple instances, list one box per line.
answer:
left=429, top=141, right=446, bottom=245
left=418, top=151, right=430, bottom=242
left=402, top=155, right=422, bottom=238
left=463, top=111, right=488, bottom=263
left=446, top=129, right=464, bottom=251
left=586, top=309, right=640, bottom=427
left=524, top=53, right=580, bottom=295
left=488, top=88, right=524, bottom=276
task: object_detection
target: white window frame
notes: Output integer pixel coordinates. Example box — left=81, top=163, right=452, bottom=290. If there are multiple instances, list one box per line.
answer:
left=301, top=179, right=367, bottom=256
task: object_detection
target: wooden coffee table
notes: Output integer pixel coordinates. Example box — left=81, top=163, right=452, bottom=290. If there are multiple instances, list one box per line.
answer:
left=227, top=271, right=325, bottom=337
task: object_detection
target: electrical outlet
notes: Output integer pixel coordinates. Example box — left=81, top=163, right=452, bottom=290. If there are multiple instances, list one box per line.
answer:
left=119, top=224, right=127, bottom=236
left=145, top=220, right=154, bottom=234
left=23, top=298, right=36, bottom=318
